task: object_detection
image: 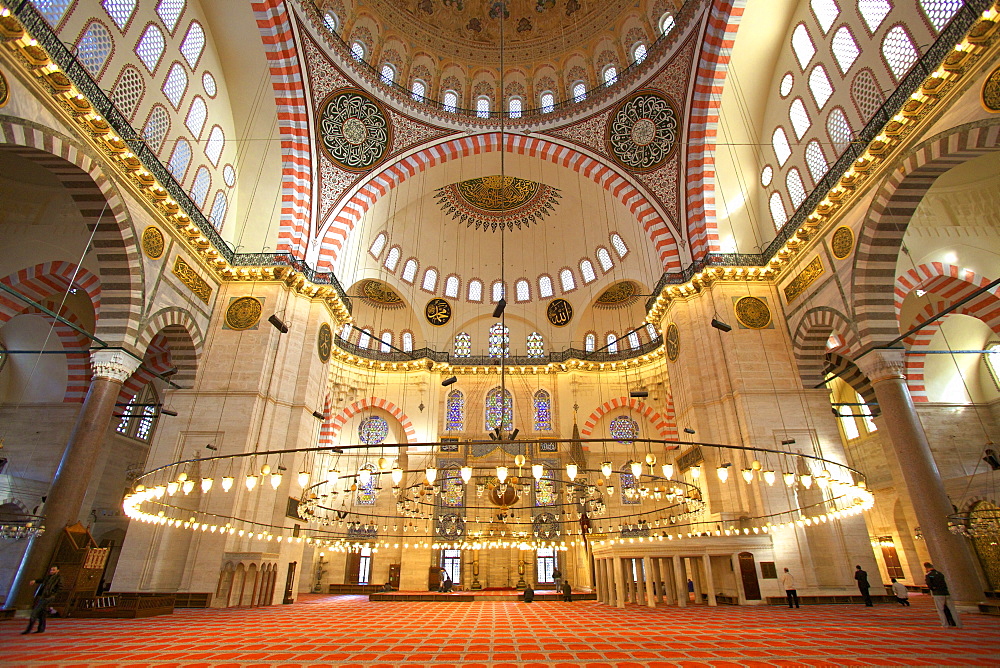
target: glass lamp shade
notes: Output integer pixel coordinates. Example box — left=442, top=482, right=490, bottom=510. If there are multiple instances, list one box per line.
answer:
left=531, top=464, right=544, bottom=480
left=763, top=470, right=776, bottom=485
left=741, top=468, right=753, bottom=483
left=800, top=473, right=813, bottom=488
left=245, top=474, right=258, bottom=491
left=221, top=477, right=234, bottom=492
left=645, top=453, right=656, bottom=466
left=629, top=461, right=643, bottom=478
left=514, top=454, right=526, bottom=467
left=153, top=484, right=166, bottom=499
left=391, top=467, right=404, bottom=485
left=166, top=481, right=179, bottom=495
left=783, top=472, right=796, bottom=487
left=181, top=479, right=195, bottom=494
left=298, top=471, right=310, bottom=487
left=328, top=469, right=340, bottom=485
left=460, top=466, right=473, bottom=483
left=566, top=463, right=578, bottom=480
left=260, top=464, right=271, bottom=476
left=601, top=462, right=613, bottom=477
left=200, top=477, right=213, bottom=493
left=496, top=465, right=508, bottom=483
left=358, top=468, right=372, bottom=486
left=717, top=466, right=729, bottom=482
left=661, top=463, right=674, bottom=478
left=177, top=472, right=188, bottom=482
left=270, top=473, right=282, bottom=490
left=424, top=467, right=437, bottom=485
left=690, top=465, right=701, bottom=480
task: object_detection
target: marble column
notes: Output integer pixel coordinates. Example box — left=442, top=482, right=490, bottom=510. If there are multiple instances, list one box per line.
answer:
left=635, top=558, right=646, bottom=605
left=689, top=557, right=702, bottom=604
left=662, top=558, right=676, bottom=604
left=704, top=555, right=717, bottom=606
left=4, top=349, right=141, bottom=610
left=651, top=556, right=664, bottom=603
left=597, top=558, right=607, bottom=603
left=643, top=556, right=657, bottom=608
left=614, top=556, right=626, bottom=608
left=673, top=555, right=686, bottom=607
left=856, top=350, right=984, bottom=607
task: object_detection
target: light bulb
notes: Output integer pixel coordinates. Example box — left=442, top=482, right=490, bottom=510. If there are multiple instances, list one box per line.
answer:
left=763, top=470, right=776, bottom=485
left=358, top=468, right=372, bottom=485
left=601, top=462, right=613, bottom=477
left=270, top=473, right=282, bottom=490
left=182, top=479, right=195, bottom=494
left=783, top=472, right=795, bottom=486
left=690, top=465, right=701, bottom=480
left=496, top=465, right=508, bottom=483
left=532, top=464, right=544, bottom=480
left=460, top=466, right=473, bottom=483
left=717, top=466, right=729, bottom=482
left=166, top=481, right=179, bottom=495
left=741, top=468, right=753, bottom=483
left=661, top=463, right=673, bottom=478
left=200, top=477, right=213, bottom=493
left=221, top=476, right=234, bottom=492
left=391, top=467, right=403, bottom=485
left=630, top=461, right=643, bottom=478
left=298, top=471, right=310, bottom=487
left=566, top=463, right=578, bottom=480
left=425, top=467, right=437, bottom=484
left=800, top=473, right=813, bottom=488
left=245, top=474, right=258, bottom=491
left=154, top=485, right=166, bottom=499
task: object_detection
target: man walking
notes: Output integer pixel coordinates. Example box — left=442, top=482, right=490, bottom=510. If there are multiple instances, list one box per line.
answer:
left=781, top=568, right=800, bottom=608
left=21, top=566, right=61, bottom=635
left=854, top=565, right=873, bottom=606
left=924, top=562, right=962, bottom=628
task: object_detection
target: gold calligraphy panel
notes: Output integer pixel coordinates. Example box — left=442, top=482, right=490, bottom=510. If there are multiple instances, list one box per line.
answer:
left=831, top=226, right=855, bottom=260
left=225, top=297, right=262, bottom=330
left=425, top=298, right=452, bottom=326
left=665, top=323, right=679, bottom=362
left=0, top=70, right=8, bottom=108
left=783, top=256, right=825, bottom=303
left=546, top=298, right=573, bottom=327
left=142, top=226, right=165, bottom=259
left=172, top=256, right=212, bottom=304
left=734, top=296, right=772, bottom=329
left=318, top=323, right=333, bottom=363
left=983, top=65, right=1000, bottom=113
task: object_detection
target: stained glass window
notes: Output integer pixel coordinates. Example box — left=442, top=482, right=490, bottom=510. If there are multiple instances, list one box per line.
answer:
left=476, top=96, right=491, bottom=118
left=560, top=269, right=575, bottom=292
left=920, top=0, right=962, bottom=32
left=780, top=73, right=794, bottom=97
left=167, top=138, right=192, bottom=179
left=585, top=333, right=596, bottom=352
left=444, top=90, right=458, bottom=112
left=380, top=63, right=395, bottom=85
left=111, top=66, right=144, bottom=119
left=509, top=97, right=522, bottom=118
left=831, top=26, right=860, bottom=74
left=808, top=65, right=833, bottom=110
left=535, top=470, right=556, bottom=506
left=611, top=233, right=628, bottom=258
left=620, top=464, right=640, bottom=505
left=441, top=468, right=464, bottom=507
left=359, top=416, right=389, bottom=445
left=633, top=43, right=647, bottom=63
left=356, top=463, right=377, bottom=505
left=402, top=331, right=413, bottom=352
left=369, top=233, right=386, bottom=258
left=488, top=323, right=509, bottom=358
left=412, top=79, right=426, bottom=101
left=606, top=333, right=618, bottom=353
left=772, top=127, right=791, bottom=165
left=541, top=92, right=554, bottom=113
left=446, top=389, right=464, bottom=431
left=810, top=0, right=839, bottom=33
left=761, top=165, right=774, bottom=186
left=597, top=248, right=613, bottom=271
left=791, top=23, right=815, bottom=70
left=770, top=192, right=788, bottom=229
left=533, top=389, right=551, bottom=431
left=351, top=41, right=365, bottom=60
left=527, top=332, right=544, bottom=358
left=209, top=191, right=227, bottom=230
left=116, top=394, right=136, bottom=433
left=189, top=166, right=210, bottom=207
left=445, top=275, right=460, bottom=298
left=32, top=0, right=72, bottom=26
left=787, top=168, right=807, bottom=208
left=515, top=279, right=530, bottom=302
left=826, top=107, right=852, bottom=154
left=185, top=96, right=207, bottom=137
left=379, top=331, right=392, bottom=353
left=454, top=332, right=471, bottom=358
left=645, top=323, right=658, bottom=341
left=485, top=387, right=513, bottom=431
left=156, top=0, right=185, bottom=32
left=627, top=331, right=641, bottom=350
left=180, top=21, right=205, bottom=68
left=162, top=62, right=188, bottom=109
left=323, top=10, right=339, bottom=32
left=882, top=25, right=918, bottom=82
left=492, top=281, right=505, bottom=303
left=573, top=82, right=586, bottom=102
left=603, top=65, right=618, bottom=86
left=610, top=415, right=638, bottom=444
left=422, top=268, right=438, bottom=292
left=205, top=126, right=225, bottom=166
left=858, top=0, right=891, bottom=33
left=384, top=246, right=400, bottom=271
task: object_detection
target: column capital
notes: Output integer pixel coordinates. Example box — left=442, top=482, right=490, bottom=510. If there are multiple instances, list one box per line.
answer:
left=855, top=349, right=907, bottom=384
left=91, top=349, right=142, bottom=383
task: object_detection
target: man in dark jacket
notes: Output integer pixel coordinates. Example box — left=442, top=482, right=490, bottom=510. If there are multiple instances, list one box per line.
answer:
left=523, top=583, right=534, bottom=603
left=22, top=566, right=61, bottom=634
left=561, top=580, right=572, bottom=602
left=924, top=562, right=962, bottom=628
left=854, top=565, right=873, bottom=606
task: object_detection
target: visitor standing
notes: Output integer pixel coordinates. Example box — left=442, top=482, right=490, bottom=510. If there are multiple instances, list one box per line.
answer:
left=854, top=565, right=873, bottom=606
left=924, top=562, right=962, bottom=628
left=552, top=566, right=562, bottom=592
left=890, top=578, right=910, bottom=606
left=781, top=568, right=800, bottom=608
left=21, top=566, right=61, bottom=635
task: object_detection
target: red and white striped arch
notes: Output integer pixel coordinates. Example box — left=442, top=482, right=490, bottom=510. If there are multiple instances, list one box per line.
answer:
left=580, top=396, right=678, bottom=441
left=328, top=397, right=417, bottom=443
left=685, top=0, right=746, bottom=259
left=895, top=263, right=995, bottom=318
left=117, top=332, right=175, bottom=404
left=314, top=133, right=682, bottom=273
left=252, top=0, right=314, bottom=255
left=318, top=393, right=335, bottom=447
left=0, top=261, right=101, bottom=325
left=11, top=305, right=92, bottom=403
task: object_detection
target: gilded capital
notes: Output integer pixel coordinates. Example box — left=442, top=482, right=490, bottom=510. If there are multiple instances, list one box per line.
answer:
left=855, top=349, right=907, bottom=384
left=91, top=349, right=142, bottom=383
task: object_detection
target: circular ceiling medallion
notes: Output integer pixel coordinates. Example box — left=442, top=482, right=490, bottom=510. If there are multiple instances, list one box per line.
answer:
left=665, top=323, right=679, bottom=362
left=607, top=91, right=680, bottom=172
left=317, top=89, right=391, bottom=172
left=225, top=296, right=263, bottom=331
left=141, top=226, right=165, bottom=259
left=546, top=298, right=573, bottom=327
left=0, top=70, right=8, bottom=108
left=983, top=65, right=1000, bottom=113
left=831, top=226, right=855, bottom=260
left=734, top=296, right=772, bottom=329
left=317, top=323, right=332, bottom=363
left=425, top=298, right=452, bottom=326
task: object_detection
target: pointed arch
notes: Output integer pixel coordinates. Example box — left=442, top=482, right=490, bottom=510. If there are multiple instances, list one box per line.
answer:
left=0, top=262, right=101, bottom=325
left=580, top=397, right=677, bottom=440
left=790, top=306, right=861, bottom=388
left=894, top=263, right=997, bottom=318
left=134, top=306, right=205, bottom=385
left=7, top=305, right=91, bottom=403
left=329, top=397, right=416, bottom=443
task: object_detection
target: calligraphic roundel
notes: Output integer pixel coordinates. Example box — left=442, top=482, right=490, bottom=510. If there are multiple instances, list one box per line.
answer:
left=425, top=298, right=453, bottom=326
left=546, top=298, right=573, bottom=327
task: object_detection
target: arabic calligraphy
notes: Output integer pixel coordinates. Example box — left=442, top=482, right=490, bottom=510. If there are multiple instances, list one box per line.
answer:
left=608, top=91, right=679, bottom=171
left=425, top=298, right=452, bottom=326
left=317, top=89, right=391, bottom=171
left=546, top=298, right=573, bottom=327
left=783, top=256, right=824, bottom=303
left=317, top=323, right=332, bottom=363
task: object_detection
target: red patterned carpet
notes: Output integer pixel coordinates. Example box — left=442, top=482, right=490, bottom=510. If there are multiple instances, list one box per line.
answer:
left=1, top=593, right=997, bottom=667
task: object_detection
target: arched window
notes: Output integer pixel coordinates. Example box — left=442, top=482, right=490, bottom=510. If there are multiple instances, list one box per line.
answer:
left=446, top=389, right=464, bottom=431
left=786, top=168, right=807, bottom=208
left=322, top=10, right=339, bottom=32
left=859, top=391, right=878, bottom=433
left=202, top=71, right=216, bottom=97
left=411, top=79, right=426, bottom=101
left=488, top=323, right=509, bottom=358
left=527, top=332, right=544, bottom=358
left=632, top=43, right=647, bottom=63
left=467, top=279, right=483, bottom=302
left=788, top=98, right=811, bottom=139
left=401, top=258, right=417, bottom=283
left=603, top=65, right=618, bottom=86
left=826, top=107, right=852, bottom=154
left=882, top=25, right=918, bottom=81
left=443, top=90, right=458, bottom=113
left=610, top=415, right=638, bottom=444
left=858, top=0, right=892, bottom=33
left=358, top=329, right=372, bottom=349
left=780, top=72, right=794, bottom=97
left=422, top=268, right=438, bottom=292
left=538, top=275, right=554, bottom=298
left=116, top=385, right=159, bottom=441
left=476, top=96, right=490, bottom=118
left=162, top=62, right=188, bottom=109
left=627, top=330, right=641, bottom=350
left=535, top=471, right=556, bottom=506
left=156, top=0, right=185, bottom=33
left=208, top=191, right=227, bottom=230
left=454, top=332, right=471, bottom=357
left=580, top=259, right=596, bottom=283
left=805, top=140, right=828, bottom=184
left=810, top=0, right=839, bottom=33
left=831, top=26, right=860, bottom=74
left=515, top=279, right=530, bottom=302
left=791, top=23, right=815, bottom=70
left=103, top=0, right=137, bottom=30
left=540, top=91, right=554, bottom=113
left=611, top=233, right=628, bottom=258
left=559, top=268, right=575, bottom=292
left=369, top=233, right=387, bottom=258
left=770, top=192, right=788, bottom=229
left=920, top=0, right=962, bottom=32
left=596, top=247, right=613, bottom=272
left=339, top=323, right=352, bottom=340
left=401, top=331, right=414, bottom=352
left=761, top=165, right=774, bottom=186
left=111, top=66, right=144, bottom=119
left=533, top=389, right=551, bottom=431
left=384, top=246, right=401, bottom=271
left=852, top=69, right=884, bottom=120
left=659, top=13, right=676, bottom=34
left=380, top=63, right=395, bottom=84
left=355, top=463, right=377, bottom=505
left=185, top=96, right=207, bottom=138
left=167, top=138, right=191, bottom=180
left=485, top=386, right=513, bottom=431
left=491, top=280, right=505, bottom=303
left=205, top=125, right=225, bottom=166
left=606, top=333, right=619, bottom=353
left=619, top=462, right=640, bottom=505
left=77, top=22, right=114, bottom=77
left=189, top=166, right=210, bottom=207
left=772, top=127, right=791, bottom=165
left=445, top=275, right=460, bottom=298
left=379, top=331, right=393, bottom=353
left=135, top=24, right=165, bottom=73
left=572, top=81, right=586, bottom=102
left=838, top=404, right=860, bottom=439
left=646, top=323, right=658, bottom=341
left=508, top=97, right=522, bottom=118
left=180, top=21, right=205, bottom=68
left=350, top=41, right=366, bottom=61
left=808, top=65, right=833, bottom=109
left=142, top=105, right=170, bottom=152
left=584, top=333, right=596, bottom=352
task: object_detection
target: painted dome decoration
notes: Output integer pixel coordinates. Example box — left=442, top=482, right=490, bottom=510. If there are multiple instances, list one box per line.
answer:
left=434, top=174, right=561, bottom=231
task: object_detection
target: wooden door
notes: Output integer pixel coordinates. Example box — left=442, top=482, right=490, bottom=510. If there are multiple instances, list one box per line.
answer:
left=428, top=565, right=442, bottom=591
left=738, top=552, right=761, bottom=600
left=388, top=564, right=401, bottom=589
left=283, top=562, right=297, bottom=604
left=345, top=552, right=362, bottom=584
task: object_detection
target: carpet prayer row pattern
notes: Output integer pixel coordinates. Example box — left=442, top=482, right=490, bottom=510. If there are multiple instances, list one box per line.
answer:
left=1, top=593, right=998, bottom=667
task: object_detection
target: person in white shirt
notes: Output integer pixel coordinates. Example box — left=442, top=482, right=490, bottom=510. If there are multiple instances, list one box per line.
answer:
left=890, top=578, right=910, bottom=606
left=781, top=568, right=800, bottom=608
